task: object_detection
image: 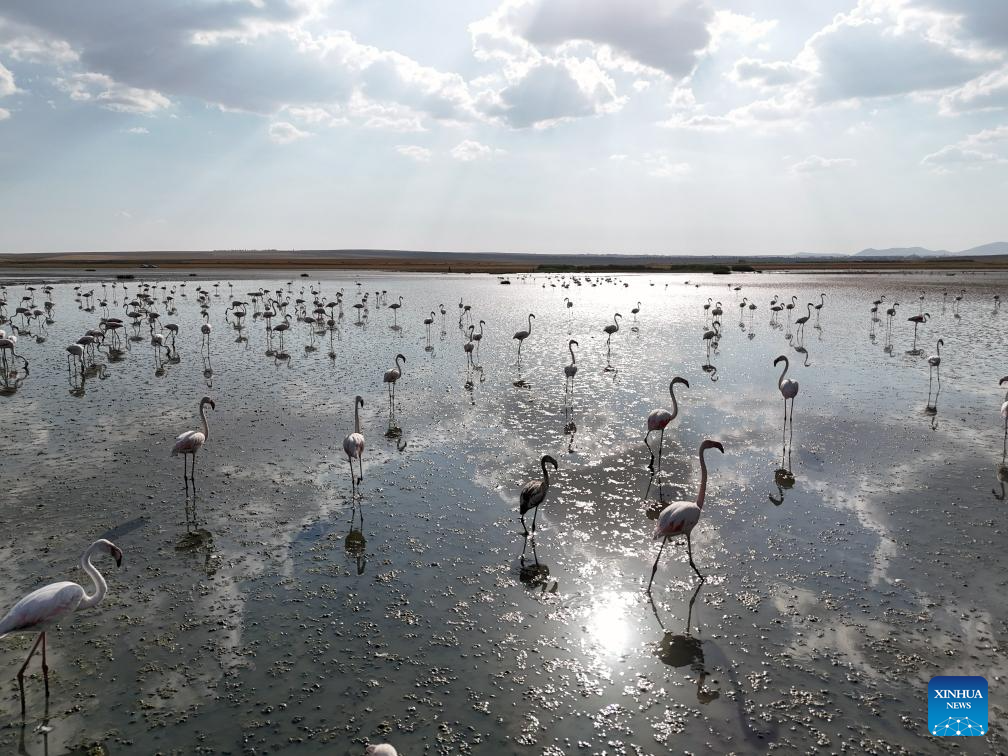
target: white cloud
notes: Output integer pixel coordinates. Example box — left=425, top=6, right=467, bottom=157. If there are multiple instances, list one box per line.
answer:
left=0, top=107, right=9, bottom=121
left=56, top=72, right=169, bottom=114
left=475, top=0, right=713, bottom=79
left=940, top=66, right=1008, bottom=112
left=790, top=155, right=856, bottom=173
left=0, top=61, right=15, bottom=97
left=707, top=10, right=777, bottom=52
left=124, top=126, right=148, bottom=134
left=643, top=153, right=691, bottom=178
left=480, top=57, right=621, bottom=128
left=395, top=144, right=432, bottom=162
left=730, top=57, right=804, bottom=89
left=268, top=121, right=310, bottom=144
left=921, top=144, right=1000, bottom=169
left=801, top=1, right=994, bottom=104
left=451, top=139, right=503, bottom=161
left=922, top=125, right=1008, bottom=171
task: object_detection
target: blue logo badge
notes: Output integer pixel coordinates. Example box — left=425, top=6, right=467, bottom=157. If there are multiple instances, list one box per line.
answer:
left=929, top=676, right=988, bottom=736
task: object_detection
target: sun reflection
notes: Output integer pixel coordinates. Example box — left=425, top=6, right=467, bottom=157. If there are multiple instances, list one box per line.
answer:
left=584, top=590, right=635, bottom=655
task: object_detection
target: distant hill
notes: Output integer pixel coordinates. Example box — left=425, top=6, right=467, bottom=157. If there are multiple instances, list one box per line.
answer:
left=854, top=242, right=1007, bottom=258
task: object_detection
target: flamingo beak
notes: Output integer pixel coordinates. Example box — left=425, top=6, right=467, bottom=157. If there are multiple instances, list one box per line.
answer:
left=111, top=545, right=123, bottom=567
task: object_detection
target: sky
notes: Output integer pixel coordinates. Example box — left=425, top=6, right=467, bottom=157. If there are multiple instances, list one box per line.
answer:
left=0, top=0, right=1006, bottom=255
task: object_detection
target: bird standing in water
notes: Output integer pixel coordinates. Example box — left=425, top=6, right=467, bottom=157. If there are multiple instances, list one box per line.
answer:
left=343, top=395, right=365, bottom=495
left=645, top=377, right=689, bottom=472
left=648, top=440, right=724, bottom=589
left=0, top=539, right=123, bottom=714
left=520, top=455, right=558, bottom=537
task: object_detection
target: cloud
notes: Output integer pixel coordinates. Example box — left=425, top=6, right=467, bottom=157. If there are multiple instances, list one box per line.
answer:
left=922, top=125, right=1008, bottom=170
left=730, top=57, right=804, bottom=89
left=940, top=66, right=1008, bottom=112
left=480, top=57, right=621, bottom=128
left=268, top=121, right=310, bottom=144
left=802, top=2, right=994, bottom=104
left=474, top=0, right=713, bottom=79
left=56, top=72, right=170, bottom=113
left=450, top=139, right=503, bottom=161
left=917, top=1, right=1008, bottom=51
left=707, top=9, right=777, bottom=52
left=0, top=1, right=478, bottom=126
left=0, top=107, right=9, bottom=121
left=0, top=61, right=15, bottom=97
left=790, top=155, right=856, bottom=173
left=642, top=152, right=691, bottom=178
left=921, top=144, right=1000, bottom=168
left=395, top=144, right=432, bottom=162
left=124, top=126, right=148, bottom=134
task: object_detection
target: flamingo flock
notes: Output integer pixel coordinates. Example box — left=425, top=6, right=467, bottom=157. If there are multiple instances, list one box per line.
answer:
left=0, top=271, right=1004, bottom=746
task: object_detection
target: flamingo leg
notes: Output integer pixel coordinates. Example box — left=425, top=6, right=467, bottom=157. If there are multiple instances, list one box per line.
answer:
left=687, top=533, right=704, bottom=580
left=644, top=432, right=655, bottom=468
left=647, top=536, right=668, bottom=592
left=41, top=632, right=48, bottom=698
left=530, top=504, right=538, bottom=534
left=658, top=429, right=665, bottom=472
left=17, top=632, right=45, bottom=715
left=520, top=512, right=528, bottom=537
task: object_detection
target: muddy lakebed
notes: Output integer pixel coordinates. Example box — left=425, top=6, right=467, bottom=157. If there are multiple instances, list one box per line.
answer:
left=0, top=270, right=1004, bottom=755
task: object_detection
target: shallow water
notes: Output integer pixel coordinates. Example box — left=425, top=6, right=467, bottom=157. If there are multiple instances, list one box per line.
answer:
left=0, top=270, right=1005, bottom=754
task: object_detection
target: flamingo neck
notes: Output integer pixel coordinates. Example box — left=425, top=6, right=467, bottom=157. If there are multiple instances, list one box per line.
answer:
left=696, top=449, right=710, bottom=510
left=540, top=460, right=551, bottom=487
left=527, top=315, right=533, bottom=334
left=77, top=544, right=108, bottom=611
left=777, top=359, right=789, bottom=390
left=354, top=403, right=361, bottom=433
left=200, top=403, right=210, bottom=441
left=669, top=382, right=679, bottom=419
left=569, top=343, right=576, bottom=363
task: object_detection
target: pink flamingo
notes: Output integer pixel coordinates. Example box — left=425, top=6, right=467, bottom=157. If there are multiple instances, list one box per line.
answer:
left=343, top=395, right=365, bottom=495
left=520, top=454, right=557, bottom=537
left=645, top=377, right=689, bottom=472
left=172, top=396, right=215, bottom=480
left=648, top=440, right=724, bottom=589
left=0, top=539, right=122, bottom=714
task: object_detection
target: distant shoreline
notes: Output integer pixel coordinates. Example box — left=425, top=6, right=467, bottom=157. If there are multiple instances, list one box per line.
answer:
left=2, top=249, right=1008, bottom=275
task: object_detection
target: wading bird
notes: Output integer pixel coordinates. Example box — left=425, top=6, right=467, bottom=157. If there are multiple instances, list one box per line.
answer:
left=908, top=312, right=929, bottom=352
left=0, top=539, right=123, bottom=714
left=645, top=377, right=689, bottom=472
left=343, top=395, right=366, bottom=495
left=603, top=313, right=622, bottom=347
left=564, top=339, right=578, bottom=393
left=520, top=454, right=558, bottom=537
left=774, top=355, right=799, bottom=445
left=648, top=440, right=724, bottom=589
left=383, top=353, right=405, bottom=411
left=514, top=313, right=535, bottom=363
left=172, top=396, right=215, bottom=481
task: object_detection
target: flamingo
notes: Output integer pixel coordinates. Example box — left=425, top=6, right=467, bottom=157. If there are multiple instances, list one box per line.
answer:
left=785, top=296, right=797, bottom=321
left=631, top=301, right=641, bottom=321
left=1001, top=377, right=1008, bottom=457
left=603, top=313, right=622, bottom=347
left=472, top=320, right=485, bottom=358
left=383, top=353, right=405, bottom=410
left=648, top=440, right=724, bottom=589
left=389, top=296, right=403, bottom=326
left=702, top=322, right=719, bottom=359
left=563, top=339, right=578, bottom=393
left=774, top=355, right=799, bottom=444
left=795, top=303, right=813, bottom=339
left=200, top=312, right=212, bottom=349
left=645, top=377, right=689, bottom=472
left=463, top=325, right=476, bottom=366
left=343, top=396, right=366, bottom=495
left=702, top=298, right=713, bottom=320
left=423, top=311, right=435, bottom=342
left=928, top=339, right=943, bottom=397
left=0, top=539, right=123, bottom=714
left=172, top=396, right=215, bottom=481
left=520, top=455, right=558, bottom=537
left=66, top=343, right=85, bottom=374
left=908, top=313, right=929, bottom=351
left=814, top=293, right=826, bottom=316
left=513, top=313, right=535, bottom=363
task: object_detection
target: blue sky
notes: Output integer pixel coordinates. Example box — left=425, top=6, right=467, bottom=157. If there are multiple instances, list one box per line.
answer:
left=0, top=0, right=1006, bottom=255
